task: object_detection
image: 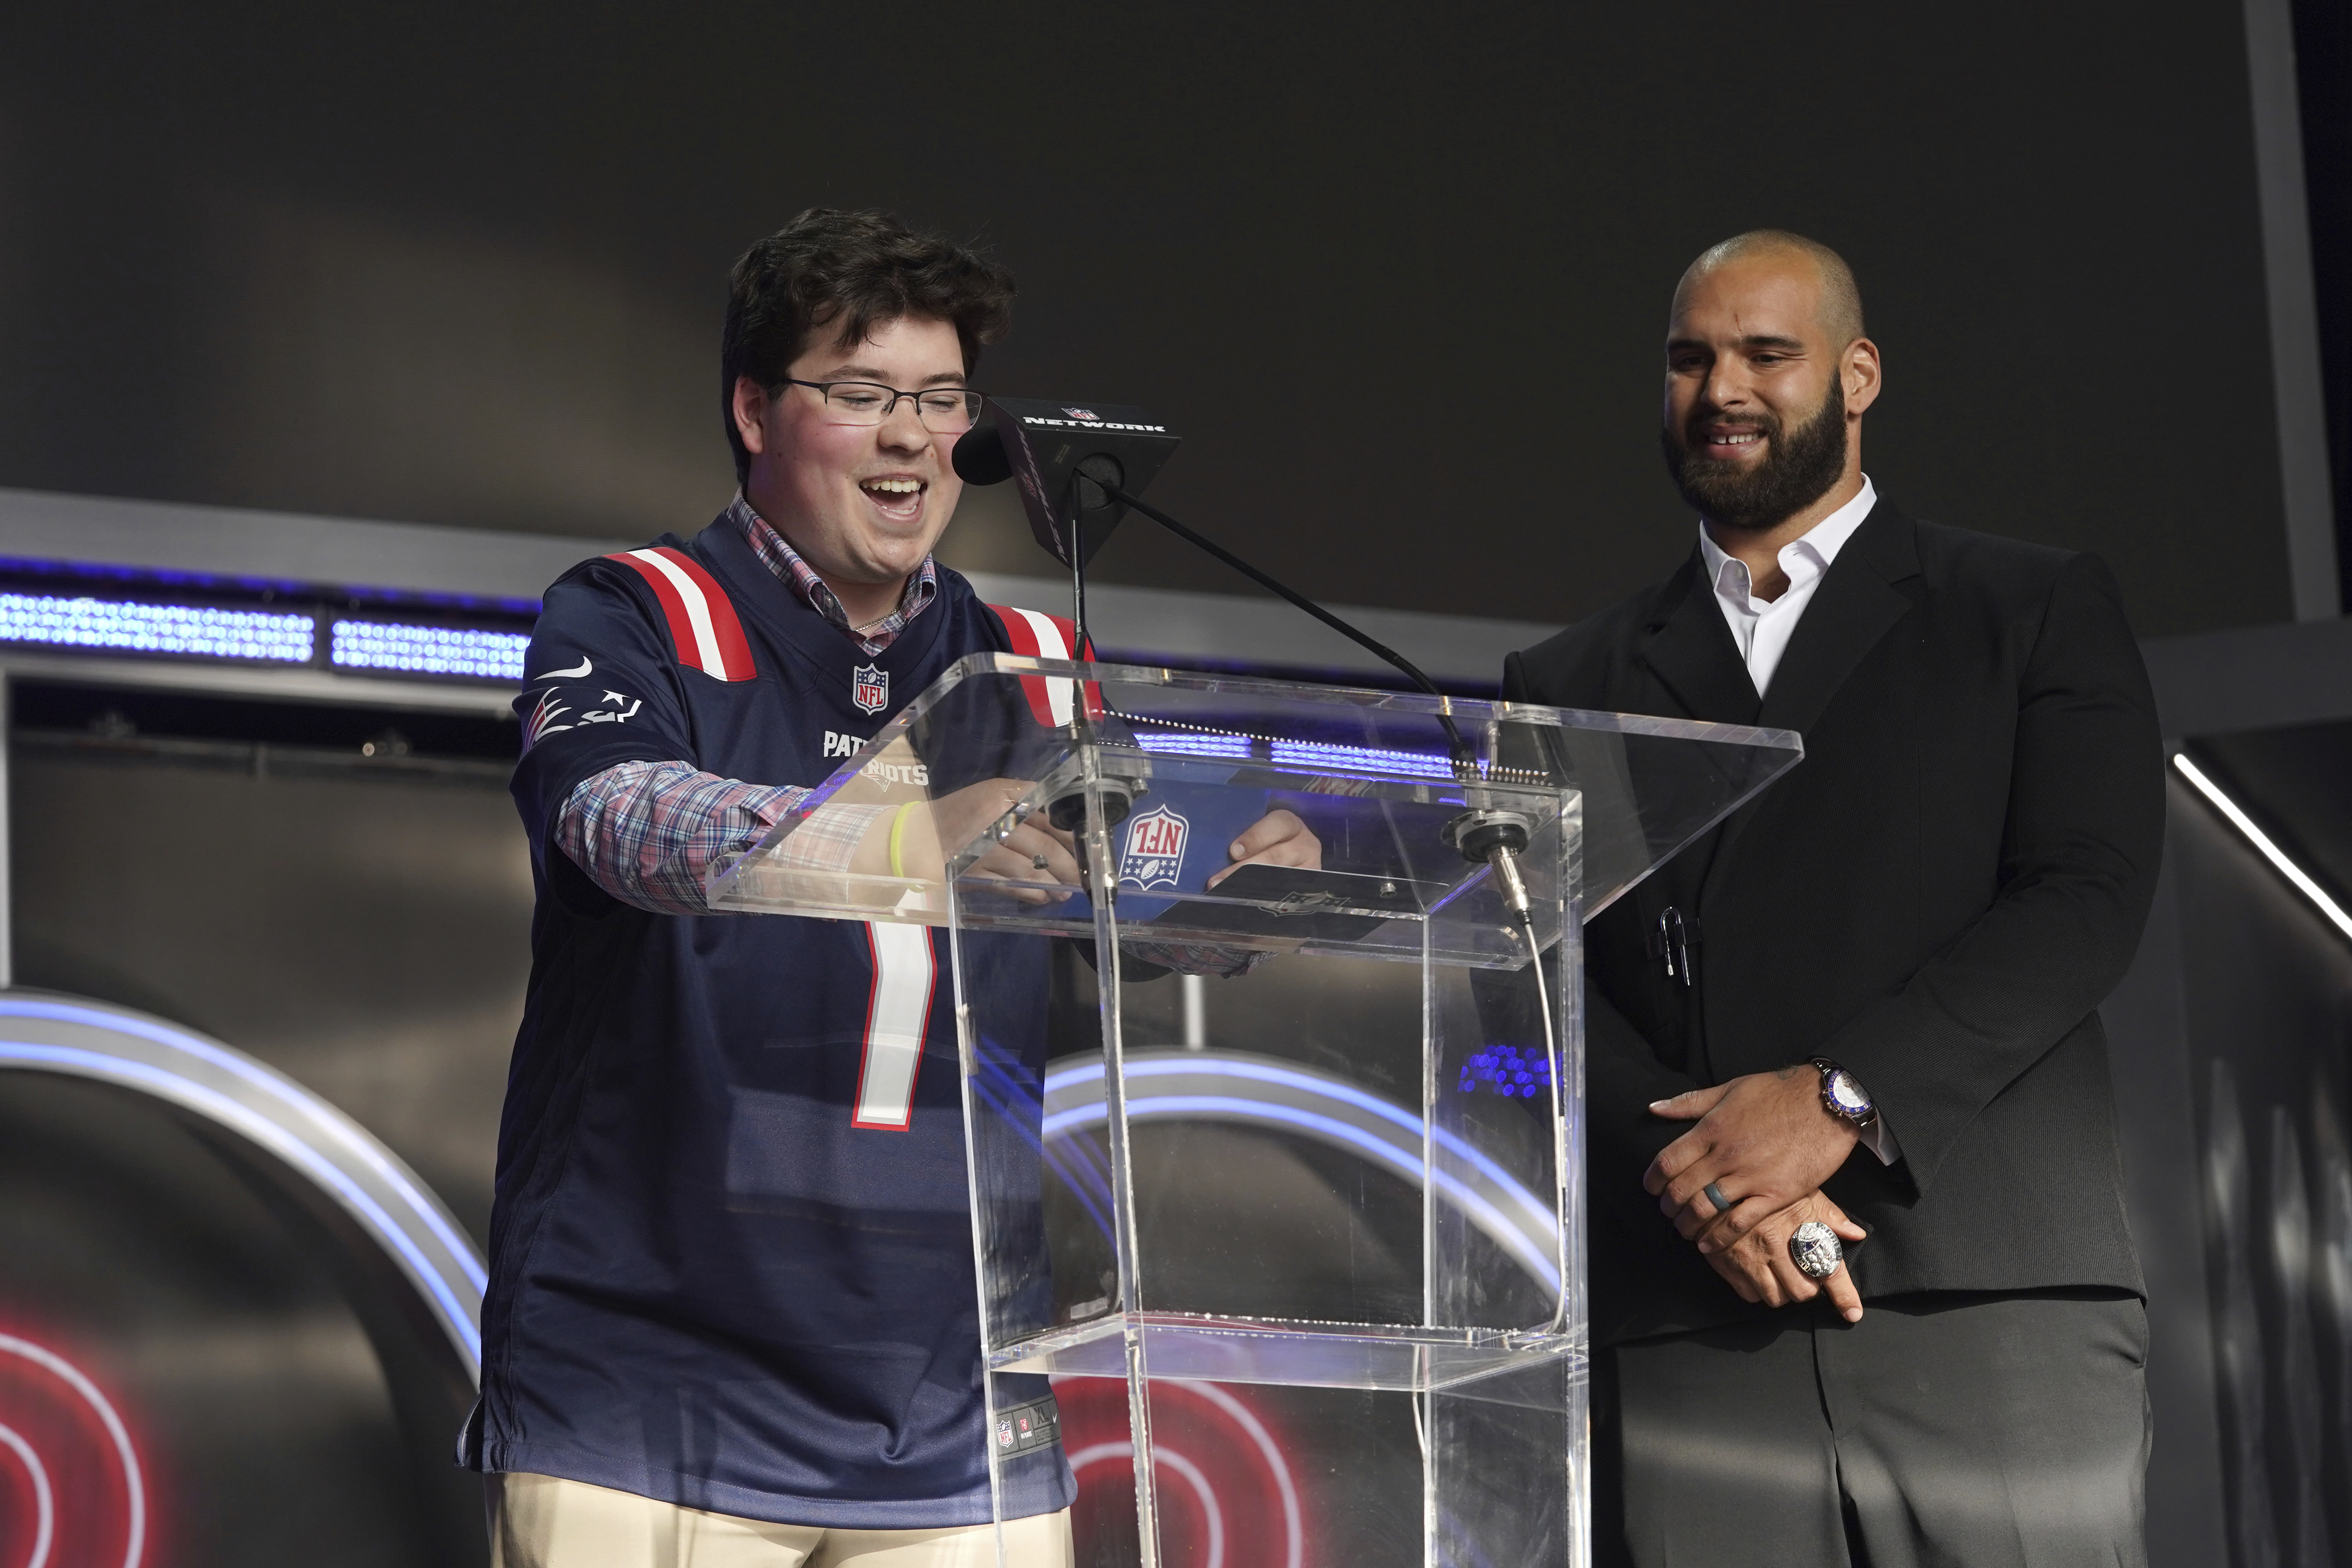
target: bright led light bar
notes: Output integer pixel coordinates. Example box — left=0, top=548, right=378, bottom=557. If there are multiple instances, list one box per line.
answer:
left=1270, top=738, right=1457, bottom=781
left=1131, top=729, right=1456, bottom=779
left=2173, top=752, right=2352, bottom=943
left=331, top=619, right=530, bottom=681
left=1134, top=732, right=1254, bottom=759
left=0, top=590, right=315, bottom=662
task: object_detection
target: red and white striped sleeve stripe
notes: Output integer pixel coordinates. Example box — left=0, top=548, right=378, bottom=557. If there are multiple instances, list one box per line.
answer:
left=986, top=605, right=1101, bottom=726
left=607, top=547, right=758, bottom=682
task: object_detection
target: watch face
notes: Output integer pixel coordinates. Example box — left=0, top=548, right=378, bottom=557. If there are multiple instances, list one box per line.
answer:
left=1827, top=1070, right=1872, bottom=1117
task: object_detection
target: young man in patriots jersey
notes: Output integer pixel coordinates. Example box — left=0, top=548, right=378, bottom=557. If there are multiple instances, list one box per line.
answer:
left=466, top=208, right=1320, bottom=1566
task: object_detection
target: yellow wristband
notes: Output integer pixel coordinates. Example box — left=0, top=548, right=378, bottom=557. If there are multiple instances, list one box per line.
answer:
left=888, top=801, right=920, bottom=878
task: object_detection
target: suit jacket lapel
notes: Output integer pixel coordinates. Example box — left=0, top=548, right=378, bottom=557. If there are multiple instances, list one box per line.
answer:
left=1637, top=553, right=1762, bottom=726
left=1753, top=498, right=1921, bottom=736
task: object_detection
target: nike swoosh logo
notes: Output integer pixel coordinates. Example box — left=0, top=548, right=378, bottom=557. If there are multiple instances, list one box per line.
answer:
left=536, top=657, right=593, bottom=681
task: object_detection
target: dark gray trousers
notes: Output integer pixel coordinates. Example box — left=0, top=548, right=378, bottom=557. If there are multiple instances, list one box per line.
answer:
left=1594, top=1290, right=2151, bottom=1568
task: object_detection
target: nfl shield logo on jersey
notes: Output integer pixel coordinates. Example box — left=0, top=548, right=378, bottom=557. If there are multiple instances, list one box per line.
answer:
left=1118, top=804, right=1190, bottom=891
left=995, top=1417, right=1015, bottom=1449
left=852, top=663, right=888, bottom=715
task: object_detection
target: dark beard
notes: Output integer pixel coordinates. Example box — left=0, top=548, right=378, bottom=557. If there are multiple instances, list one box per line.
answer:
left=1661, top=377, right=1848, bottom=532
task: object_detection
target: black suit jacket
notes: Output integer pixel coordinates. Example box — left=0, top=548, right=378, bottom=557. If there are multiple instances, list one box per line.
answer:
left=1506, top=498, right=2163, bottom=1347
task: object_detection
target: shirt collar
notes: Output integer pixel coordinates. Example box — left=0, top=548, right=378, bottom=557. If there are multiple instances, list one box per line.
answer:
left=726, top=493, right=939, bottom=656
left=1696, top=474, right=1878, bottom=605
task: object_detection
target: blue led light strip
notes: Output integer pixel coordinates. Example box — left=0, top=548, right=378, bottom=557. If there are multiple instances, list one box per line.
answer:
left=1270, top=739, right=1457, bottom=780
left=0, top=591, right=314, bottom=662
left=1131, top=729, right=1456, bottom=779
left=1134, top=732, right=1255, bottom=759
left=331, top=620, right=531, bottom=681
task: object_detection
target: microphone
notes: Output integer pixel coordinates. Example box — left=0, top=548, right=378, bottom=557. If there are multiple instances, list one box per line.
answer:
left=953, top=402, right=1529, bottom=891
left=953, top=399, right=1179, bottom=652
left=952, top=402, right=1458, bottom=724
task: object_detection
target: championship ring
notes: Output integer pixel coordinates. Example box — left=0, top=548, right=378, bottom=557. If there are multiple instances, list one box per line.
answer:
left=1788, top=1220, right=1843, bottom=1280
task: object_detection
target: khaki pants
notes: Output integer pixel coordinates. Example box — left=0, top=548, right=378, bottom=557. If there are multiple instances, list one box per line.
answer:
left=487, top=1473, right=1076, bottom=1568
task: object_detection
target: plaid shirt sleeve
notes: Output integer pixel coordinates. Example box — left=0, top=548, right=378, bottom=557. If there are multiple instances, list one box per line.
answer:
left=557, top=760, right=890, bottom=916
left=560, top=760, right=1273, bottom=973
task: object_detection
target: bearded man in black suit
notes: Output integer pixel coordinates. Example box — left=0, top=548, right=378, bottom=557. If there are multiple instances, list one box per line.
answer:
left=1506, top=232, right=2163, bottom=1566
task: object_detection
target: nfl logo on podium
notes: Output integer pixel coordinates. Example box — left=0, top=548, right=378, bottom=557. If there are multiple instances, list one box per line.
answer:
left=851, top=664, right=888, bottom=715
left=1118, top=804, right=1190, bottom=891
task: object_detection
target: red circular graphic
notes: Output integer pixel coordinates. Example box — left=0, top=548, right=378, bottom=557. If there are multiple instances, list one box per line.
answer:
left=0, top=1331, right=146, bottom=1568
left=1053, top=1377, right=1305, bottom=1568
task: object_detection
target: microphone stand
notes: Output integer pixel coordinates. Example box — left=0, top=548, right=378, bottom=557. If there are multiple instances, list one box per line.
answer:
left=1095, top=482, right=1566, bottom=1327
left=1096, top=483, right=1470, bottom=772
left=1095, top=483, right=1540, bottom=906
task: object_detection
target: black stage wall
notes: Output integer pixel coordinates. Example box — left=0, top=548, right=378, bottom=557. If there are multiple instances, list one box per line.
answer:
left=2, top=9, right=2345, bottom=1565
left=0, top=0, right=2320, bottom=636
left=2103, top=618, right=2352, bottom=1568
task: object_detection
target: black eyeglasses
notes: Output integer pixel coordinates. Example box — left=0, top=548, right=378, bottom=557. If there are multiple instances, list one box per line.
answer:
left=785, top=379, right=986, bottom=435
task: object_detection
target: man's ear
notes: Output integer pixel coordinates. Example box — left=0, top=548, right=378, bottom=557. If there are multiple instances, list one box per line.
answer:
left=731, top=376, right=773, bottom=457
left=1843, top=337, right=1883, bottom=417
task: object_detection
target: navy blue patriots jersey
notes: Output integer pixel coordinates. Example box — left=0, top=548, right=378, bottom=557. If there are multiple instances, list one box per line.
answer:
left=463, top=511, right=1080, bottom=1528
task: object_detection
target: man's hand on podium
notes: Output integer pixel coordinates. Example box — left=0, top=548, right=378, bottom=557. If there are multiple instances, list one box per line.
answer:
left=929, top=778, right=1085, bottom=906
left=1205, top=809, right=1322, bottom=888
left=871, top=784, right=1322, bottom=909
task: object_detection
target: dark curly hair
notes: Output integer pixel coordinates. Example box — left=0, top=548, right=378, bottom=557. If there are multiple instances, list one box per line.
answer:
left=721, top=208, right=1017, bottom=483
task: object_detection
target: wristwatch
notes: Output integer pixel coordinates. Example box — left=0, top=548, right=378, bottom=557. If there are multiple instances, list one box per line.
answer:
left=1810, top=1057, right=1879, bottom=1130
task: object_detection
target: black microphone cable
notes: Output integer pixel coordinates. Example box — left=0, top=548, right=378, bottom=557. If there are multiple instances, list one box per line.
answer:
left=1098, top=482, right=1478, bottom=780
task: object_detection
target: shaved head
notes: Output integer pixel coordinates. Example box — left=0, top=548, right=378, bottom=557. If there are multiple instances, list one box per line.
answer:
left=1677, top=230, right=1866, bottom=348
left=1660, top=227, right=1881, bottom=541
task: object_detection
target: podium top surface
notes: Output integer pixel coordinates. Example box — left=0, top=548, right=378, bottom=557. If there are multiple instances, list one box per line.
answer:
left=708, top=657, right=1801, bottom=965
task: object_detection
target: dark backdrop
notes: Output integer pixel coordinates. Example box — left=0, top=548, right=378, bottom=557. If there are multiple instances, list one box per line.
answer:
left=2293, top=0, right=2352, bottom=610
left=0, top=2, right=2297, bottom=634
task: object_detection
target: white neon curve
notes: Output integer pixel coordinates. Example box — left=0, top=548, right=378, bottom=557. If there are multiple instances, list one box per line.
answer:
left=1042, top=1052, right=1564, bottom=1293
left=2174, top=753, right=2352, bottom=943
left=0, top=1335, right=141, bottom=1568
left=0, top=1421, right=53, bottom=1568
left=1066, top=1442, right=1225, bottom=1568
left=1176, top=1380, right=1304, bottom=1568
left=0, top=995, right=485, bottom=1374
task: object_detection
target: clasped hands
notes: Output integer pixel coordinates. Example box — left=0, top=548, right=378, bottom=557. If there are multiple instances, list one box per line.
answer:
left=1643, top=1066, right=1869, bottom=1322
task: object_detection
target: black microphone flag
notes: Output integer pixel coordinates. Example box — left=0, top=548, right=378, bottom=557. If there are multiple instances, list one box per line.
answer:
left=952, top=399, right=1180, bottom=568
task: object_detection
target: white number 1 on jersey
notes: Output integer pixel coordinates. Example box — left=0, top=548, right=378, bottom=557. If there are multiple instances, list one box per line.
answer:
left=853, top=923, right=935, bottom=1129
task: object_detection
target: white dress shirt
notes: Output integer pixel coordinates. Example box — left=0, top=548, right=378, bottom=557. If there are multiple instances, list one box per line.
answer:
left=1697, top=474, right=1878, bottom=698
left=1695, top=474, right=1901, bottom=1164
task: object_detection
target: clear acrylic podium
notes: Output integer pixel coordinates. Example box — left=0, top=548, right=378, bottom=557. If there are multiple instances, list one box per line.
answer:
left=708, top=654, right=1801, bottom=1568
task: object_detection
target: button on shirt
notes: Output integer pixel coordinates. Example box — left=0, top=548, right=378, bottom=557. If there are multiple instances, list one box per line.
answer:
left=1695, top=473, right=1901, bottom=1165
